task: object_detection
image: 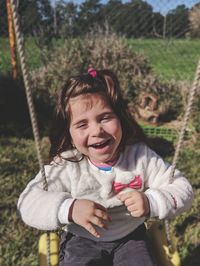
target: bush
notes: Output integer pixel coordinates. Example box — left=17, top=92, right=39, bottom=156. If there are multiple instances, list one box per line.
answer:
left=31, top=30, right=186, bottom=124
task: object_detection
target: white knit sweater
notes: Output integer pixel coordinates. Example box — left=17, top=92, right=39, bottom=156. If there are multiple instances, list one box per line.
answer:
left=17, top=143, right=193, bottom=241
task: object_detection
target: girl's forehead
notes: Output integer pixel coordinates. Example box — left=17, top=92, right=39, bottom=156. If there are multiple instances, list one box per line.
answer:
left=69, top=93, right=110, bottom=110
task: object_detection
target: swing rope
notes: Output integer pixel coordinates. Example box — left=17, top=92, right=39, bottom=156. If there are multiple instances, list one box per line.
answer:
left=9, top=0, right=48, bottom=192
left=10, top=0, right=200, bottom=264
left=10, top=1, right=51, bottom=265
left=164, top=58, right=200, bottom=250
left=169, top=60, right=200, bottom=182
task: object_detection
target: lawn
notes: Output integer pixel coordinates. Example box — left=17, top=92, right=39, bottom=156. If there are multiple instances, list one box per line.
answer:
left=0, top=37, right=42, bottom=74
left=128, top=38, right=200, bottom=81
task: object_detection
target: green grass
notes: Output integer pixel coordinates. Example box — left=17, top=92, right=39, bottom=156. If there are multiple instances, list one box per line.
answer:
left=0, top=136, right=200, bottom=265
left=0, top=38, right=12, bottom=73
left=0, top=37, right=42, bottom=74
left=128, top=38, right=200, bottom=81
left=0, top=137, right=50, bottom=266
left=1, top=37, right=200, bottom=81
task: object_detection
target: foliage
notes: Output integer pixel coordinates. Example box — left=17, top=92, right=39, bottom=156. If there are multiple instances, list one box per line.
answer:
left=171, top=141, right=200, bottom=265
left=55, top=0, right=78, bottom=37
left=0, top=38, right=12, bottom=74
left=1, top=35, right=199, bottom=135
left=0, top=136, right=199, bottom=265
left=1, top=37, right=199, bottom=81
left=166, top=5, right=189, bottom=38
left=18, top=0, right=53, bottom=36
left=0, top=138, right=40, bottom=266
left=189, top=3, right=200, bottom=37
left=192, top=96, right=200, bottom=132
left=0, top=0, right=195, bottom=38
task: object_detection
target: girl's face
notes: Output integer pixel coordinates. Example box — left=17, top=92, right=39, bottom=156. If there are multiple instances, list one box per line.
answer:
left=69, top=93, right=122, bottom=164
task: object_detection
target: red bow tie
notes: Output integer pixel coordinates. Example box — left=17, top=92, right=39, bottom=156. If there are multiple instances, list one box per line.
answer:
left=112, top=175, right=142, bottom=193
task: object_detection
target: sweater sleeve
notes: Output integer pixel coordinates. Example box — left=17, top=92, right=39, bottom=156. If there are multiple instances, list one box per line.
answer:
left=58, top=198, right=76, bottom=224
left=142, top=145, right=194, bottom=219
left=17, top=163, right=72, bottom=231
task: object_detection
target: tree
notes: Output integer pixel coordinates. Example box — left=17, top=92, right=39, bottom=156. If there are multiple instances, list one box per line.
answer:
left=55, top=0, right=78, bottom=37
left=166, top=5, right=189, bottom=38
left=189, top=3, right=200, bottom=37
left=0, top=0, right=8, bottom=36
left=101, top=0, right=123, bottom=33
left=18, top=0, right=53, bottom=36
left=152, top=12, right=164, bottom=37
left=76, top=0, right=103, bottom=35
left=116, top=0, right=154, bottom=37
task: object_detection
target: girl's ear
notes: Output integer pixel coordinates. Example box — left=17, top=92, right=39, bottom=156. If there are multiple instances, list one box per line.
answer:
left=71, top=141, right=75, bottom=148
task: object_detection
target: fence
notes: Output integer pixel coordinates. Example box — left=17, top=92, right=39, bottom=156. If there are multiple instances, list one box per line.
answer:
left=141, top=124, right=194, bottom=141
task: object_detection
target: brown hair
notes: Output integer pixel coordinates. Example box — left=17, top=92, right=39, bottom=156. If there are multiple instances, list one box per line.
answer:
left=49, top=69, right=147, bottom=161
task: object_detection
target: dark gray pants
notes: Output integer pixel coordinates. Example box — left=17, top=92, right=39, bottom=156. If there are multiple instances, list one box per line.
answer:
left=59, top=224, right=154, bottom=266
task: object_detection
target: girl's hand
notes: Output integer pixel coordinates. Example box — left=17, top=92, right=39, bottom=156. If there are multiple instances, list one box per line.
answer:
left=70, top=199, right=112, bottom=238
left=117, top=191, right=150, bottom=217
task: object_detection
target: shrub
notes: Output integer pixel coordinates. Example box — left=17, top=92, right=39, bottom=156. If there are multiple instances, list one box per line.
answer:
left=31, top=29, right=186, bottom=124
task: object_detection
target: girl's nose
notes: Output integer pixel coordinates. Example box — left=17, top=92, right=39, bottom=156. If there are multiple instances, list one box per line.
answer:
left=91, top=123, right=104, bottom=136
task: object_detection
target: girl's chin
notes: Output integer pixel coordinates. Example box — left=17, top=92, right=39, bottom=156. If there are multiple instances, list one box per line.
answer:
left=89, top=151, right=119, bottom=164
left=87, top=144, right=120, bottom=163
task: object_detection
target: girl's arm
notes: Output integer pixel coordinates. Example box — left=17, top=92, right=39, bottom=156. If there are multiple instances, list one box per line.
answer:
left=143, top=145, right=194, bottom=219
left=17, top=164, right=72, bottom=230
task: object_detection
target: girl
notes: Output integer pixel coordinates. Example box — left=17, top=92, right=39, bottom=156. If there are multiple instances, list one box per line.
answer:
left=18, top=68, right=193, bottom=266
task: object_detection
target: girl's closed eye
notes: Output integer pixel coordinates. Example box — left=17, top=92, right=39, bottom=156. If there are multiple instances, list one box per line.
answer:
left=101, top=113, right=116, bottom=122
left=76, top=122, right=88, bottom=129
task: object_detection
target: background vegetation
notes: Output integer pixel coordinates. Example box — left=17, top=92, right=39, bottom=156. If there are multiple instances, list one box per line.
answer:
left=1, top=0, right=200, bottom=39
left=1, top=0, right=200, bottom=265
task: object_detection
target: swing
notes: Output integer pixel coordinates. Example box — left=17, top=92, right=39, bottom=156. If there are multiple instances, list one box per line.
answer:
left=9, top=1, right=200, bottom=265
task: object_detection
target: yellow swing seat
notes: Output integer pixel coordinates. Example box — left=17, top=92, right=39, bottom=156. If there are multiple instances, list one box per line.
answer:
left=147, top=220, right=181, bottom=266
left=39, top=232, right=59, bottom=266
left=38, top=221, right=181, bottom=266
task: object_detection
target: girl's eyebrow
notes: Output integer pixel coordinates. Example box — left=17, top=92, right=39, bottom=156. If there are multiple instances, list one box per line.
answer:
left=99, top=111, right=115, bottom=116
left=71, top=111, right=116, bottom=126
left=71, top=119, right=87, bottom=126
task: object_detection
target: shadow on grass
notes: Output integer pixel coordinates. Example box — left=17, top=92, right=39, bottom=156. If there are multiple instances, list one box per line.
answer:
left=182, top=245, right=200, bottom=266
left=175, top=216, right=199, bottom=235
left=0, top=73, right=53, bottom=138
left=147, top=137, right=175, bottom=157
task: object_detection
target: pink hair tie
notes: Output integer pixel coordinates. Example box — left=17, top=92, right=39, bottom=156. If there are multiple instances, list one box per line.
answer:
left=88, top=67, right=97, bottom=78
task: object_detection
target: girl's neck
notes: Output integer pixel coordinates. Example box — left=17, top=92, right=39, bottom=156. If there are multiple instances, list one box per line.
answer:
left=89, top=154, right=119, bottom=168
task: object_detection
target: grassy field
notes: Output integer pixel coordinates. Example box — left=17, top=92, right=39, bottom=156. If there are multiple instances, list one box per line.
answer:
left=1, top=37, right=200, bottom=81
left=0, top=38, right=42, bottom=73
left=128, top=38, right=200, bottom=81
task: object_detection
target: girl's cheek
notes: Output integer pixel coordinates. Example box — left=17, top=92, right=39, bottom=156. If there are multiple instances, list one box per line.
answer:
left=76, top=131, right=87, bottom=143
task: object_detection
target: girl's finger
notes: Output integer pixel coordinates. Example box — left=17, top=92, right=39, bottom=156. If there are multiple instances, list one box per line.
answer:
left=95, top=202, right=108, bottom=212
left=130, top=210, right=143, bottom=218
left=124, top=197, right=136, bottom=207
left=94, top=209, right=112, bottom=221
left=90, top=216, right=108, bottom=230
left=85, top=222, right=100, bottom=238
left=117, top=191, right=136, bottom=202
left=127, top=205, right=137, bottom=212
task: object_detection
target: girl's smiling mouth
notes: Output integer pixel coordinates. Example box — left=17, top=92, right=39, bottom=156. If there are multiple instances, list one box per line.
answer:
left=89, top=139, right=111, bottom=149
